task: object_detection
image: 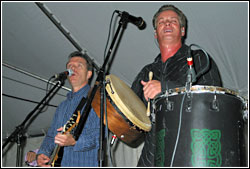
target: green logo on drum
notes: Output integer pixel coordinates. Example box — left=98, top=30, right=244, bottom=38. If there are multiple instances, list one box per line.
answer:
left=191, top=129, right=222, bottom=167
left=156, top=129, right=166, bottom=166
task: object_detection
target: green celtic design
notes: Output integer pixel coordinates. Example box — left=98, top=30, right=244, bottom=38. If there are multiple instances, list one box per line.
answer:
left=156, top=129, right=166, bottom=166
left=191, top=129, right=222, bottom=167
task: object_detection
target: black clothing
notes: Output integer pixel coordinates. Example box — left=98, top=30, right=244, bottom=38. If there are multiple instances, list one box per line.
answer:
left=131, top=44, right=222, bottom=167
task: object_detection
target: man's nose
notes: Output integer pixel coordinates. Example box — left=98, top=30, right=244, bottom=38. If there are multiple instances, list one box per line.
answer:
left=165, top=20, right=171, bottom=26
left=71, top=65, right=77, bottom=71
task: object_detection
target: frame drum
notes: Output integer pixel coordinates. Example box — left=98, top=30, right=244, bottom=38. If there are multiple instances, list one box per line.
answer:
left=153, top=85, right=247, bottom=167
left=92, top=74, right=151, bottom=145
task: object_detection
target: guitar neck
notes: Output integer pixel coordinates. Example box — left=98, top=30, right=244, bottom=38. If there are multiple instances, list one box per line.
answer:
left=48, top=144, right=61, bottom=166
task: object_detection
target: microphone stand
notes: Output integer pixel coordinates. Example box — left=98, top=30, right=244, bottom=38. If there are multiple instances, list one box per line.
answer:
left=2, top=78, right=66, bottom=166
left=73, top=12, right=130, bottom=167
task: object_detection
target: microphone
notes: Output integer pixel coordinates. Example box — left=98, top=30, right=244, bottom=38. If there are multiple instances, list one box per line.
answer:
left=110, top=134, right=117, bottom=146
left=187, top=48, right=197, bottom=83
left=115, top=10, right=146, bottom=30
left=53, top=69, right=74, bottom=80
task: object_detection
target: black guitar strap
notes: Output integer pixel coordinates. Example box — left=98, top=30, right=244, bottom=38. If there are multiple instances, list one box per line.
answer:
left=75, top=96, right=87, bottom=115
left=71, top=95, right=87, bottom=130
left=55, top=96, right=87, bottom=166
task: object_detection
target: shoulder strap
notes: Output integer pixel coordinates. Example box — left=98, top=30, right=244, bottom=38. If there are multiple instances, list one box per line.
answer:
left=75, top=96, right=87, bottom=114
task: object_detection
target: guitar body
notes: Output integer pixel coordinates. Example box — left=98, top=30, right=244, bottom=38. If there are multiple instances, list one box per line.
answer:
left=48, top=111, right=80, bottom=167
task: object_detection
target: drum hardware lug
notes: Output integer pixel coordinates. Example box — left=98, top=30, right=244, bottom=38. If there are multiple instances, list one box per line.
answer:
left=185, top=82, right=192, bottom=102
left=167, top=101, right=174, bottom=111
left=152, top=101, right=156, bottom=112
left=185, top=79, right=192, bottom=94
left=185, top=99, right=192, bottom=112
left=151, top=111, right=156, bottom=123
left=210, top=95, right=219, bottom=112
left=185, top=93, right=193, bottom=112
left=152, top=102, right=156, bottom=123
left=157, top=104, right=162, bottom=112
left=242, top=110, right=248, bottom=121
left=210, top=91, right=219, bottom=112
left=242, top=101, right=248, bottom=121
left=237, top=120, right=243, bottom=129
left=186, top=89, right=192, bottom=99
left=129, top=125, right=137, bottom=130
left=163, top=92, right=174, bottom=111
left=105, top=79, right=115, bottom=94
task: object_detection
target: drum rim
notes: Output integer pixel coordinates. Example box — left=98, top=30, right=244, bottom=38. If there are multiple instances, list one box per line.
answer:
left=154, top=85, right=246, bottom=102
left=105, top=74, right=152, bottom=131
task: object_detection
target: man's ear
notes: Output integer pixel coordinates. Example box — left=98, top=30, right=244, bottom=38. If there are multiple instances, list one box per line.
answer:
left=87, top=71, right=92, bottom=80
left=154, top=30, right=157, bottom=39
left=181, top=27, right=185, bottom=36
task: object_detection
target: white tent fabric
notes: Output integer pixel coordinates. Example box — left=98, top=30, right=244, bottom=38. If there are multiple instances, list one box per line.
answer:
left=2, top=1, right=248, bottom=167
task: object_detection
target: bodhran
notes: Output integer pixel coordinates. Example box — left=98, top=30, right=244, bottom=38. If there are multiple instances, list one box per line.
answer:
left=153, top=85, right=247, bottom=167
left=92, top=74, right=151, bottom=146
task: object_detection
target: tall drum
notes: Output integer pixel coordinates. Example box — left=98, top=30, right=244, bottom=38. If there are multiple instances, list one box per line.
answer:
left=153, top=85, right=247, bottom=167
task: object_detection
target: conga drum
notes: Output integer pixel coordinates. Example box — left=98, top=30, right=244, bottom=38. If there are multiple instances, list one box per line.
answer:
left=92, top=74, right=151, bottom=145
left=153, top=85, right=247, bottom=167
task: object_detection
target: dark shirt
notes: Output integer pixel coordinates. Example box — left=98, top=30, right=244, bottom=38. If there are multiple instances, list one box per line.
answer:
left=131, top=44, right=222, bottom=166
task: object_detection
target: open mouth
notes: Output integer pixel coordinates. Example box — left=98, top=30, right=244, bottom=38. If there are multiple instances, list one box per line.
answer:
left=164, top=29, right=173, bottom=33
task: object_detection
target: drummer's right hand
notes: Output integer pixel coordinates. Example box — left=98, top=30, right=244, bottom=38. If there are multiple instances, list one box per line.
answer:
left=36, top=154, right=51, bottom=167
left=141, top=80, right=161, bottom=101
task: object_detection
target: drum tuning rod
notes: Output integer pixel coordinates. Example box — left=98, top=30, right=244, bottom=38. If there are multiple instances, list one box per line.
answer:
left=147, top=71, right=153, bottom=116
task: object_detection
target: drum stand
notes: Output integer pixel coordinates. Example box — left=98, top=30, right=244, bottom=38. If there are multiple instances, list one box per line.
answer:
left=2, top=77, right=66, bottom=166
left=73, top=12, right=131, bottom=167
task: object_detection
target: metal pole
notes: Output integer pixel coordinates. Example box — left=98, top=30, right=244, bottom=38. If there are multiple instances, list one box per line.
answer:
left=2, top=62, right=71, bottom=91
left=35, top=2, right=100, bottom=72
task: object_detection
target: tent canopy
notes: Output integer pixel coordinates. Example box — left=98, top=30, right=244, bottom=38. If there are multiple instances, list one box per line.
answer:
left=2, top=2, right=248, bottom=141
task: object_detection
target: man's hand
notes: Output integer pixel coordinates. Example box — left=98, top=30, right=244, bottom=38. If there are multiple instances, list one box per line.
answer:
left=36, top=154, right=51, bottom=167
left=26, top=151, right=36, bottom=163
left=141, top=80, right=161, bottom=101
left=55, top=127, right=76, bottom=147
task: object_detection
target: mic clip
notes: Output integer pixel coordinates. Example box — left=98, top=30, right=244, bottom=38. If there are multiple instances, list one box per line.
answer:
left=110, top=134, right=117, bottom=146
left=53, top=74, right=68, bottom=84
left=185, top=57, right=196, bottom=94
left=118, top=11, right=130, bottom=29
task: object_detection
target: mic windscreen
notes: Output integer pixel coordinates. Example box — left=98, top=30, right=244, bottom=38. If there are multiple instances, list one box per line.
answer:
left=67, top=69, right=74, bottom=76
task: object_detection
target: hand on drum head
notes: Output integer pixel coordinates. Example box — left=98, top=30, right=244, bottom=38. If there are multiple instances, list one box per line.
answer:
left=141, top=80, right=161, bottom=101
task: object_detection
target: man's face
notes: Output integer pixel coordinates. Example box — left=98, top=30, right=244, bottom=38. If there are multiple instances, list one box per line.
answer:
left=154, top=10, right=185, bottom=44
left=66, top=57, right=92, bottom=90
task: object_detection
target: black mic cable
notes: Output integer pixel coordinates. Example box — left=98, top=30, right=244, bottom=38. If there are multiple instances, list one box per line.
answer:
left=188, top=44, right=210, bottom=80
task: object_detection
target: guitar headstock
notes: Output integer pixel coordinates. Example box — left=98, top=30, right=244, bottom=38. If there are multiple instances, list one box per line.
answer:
left=62, top=111, right=81, bottom=134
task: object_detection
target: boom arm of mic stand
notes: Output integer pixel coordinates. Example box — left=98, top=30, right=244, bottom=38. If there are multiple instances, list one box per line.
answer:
left=3, top=80, right=64, bottom=149
left=3, top=79, right=64, bottom=167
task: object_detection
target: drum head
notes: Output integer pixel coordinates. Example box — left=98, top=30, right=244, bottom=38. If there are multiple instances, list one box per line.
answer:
left=106, top=74, right=151, bottom=131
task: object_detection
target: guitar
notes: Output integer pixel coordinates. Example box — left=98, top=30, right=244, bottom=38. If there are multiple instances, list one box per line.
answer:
left=48, top=111, right=81, bottom=167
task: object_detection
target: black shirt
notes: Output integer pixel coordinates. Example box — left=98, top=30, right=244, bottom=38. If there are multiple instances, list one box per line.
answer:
left=131, top=44, right=222, bottom=166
